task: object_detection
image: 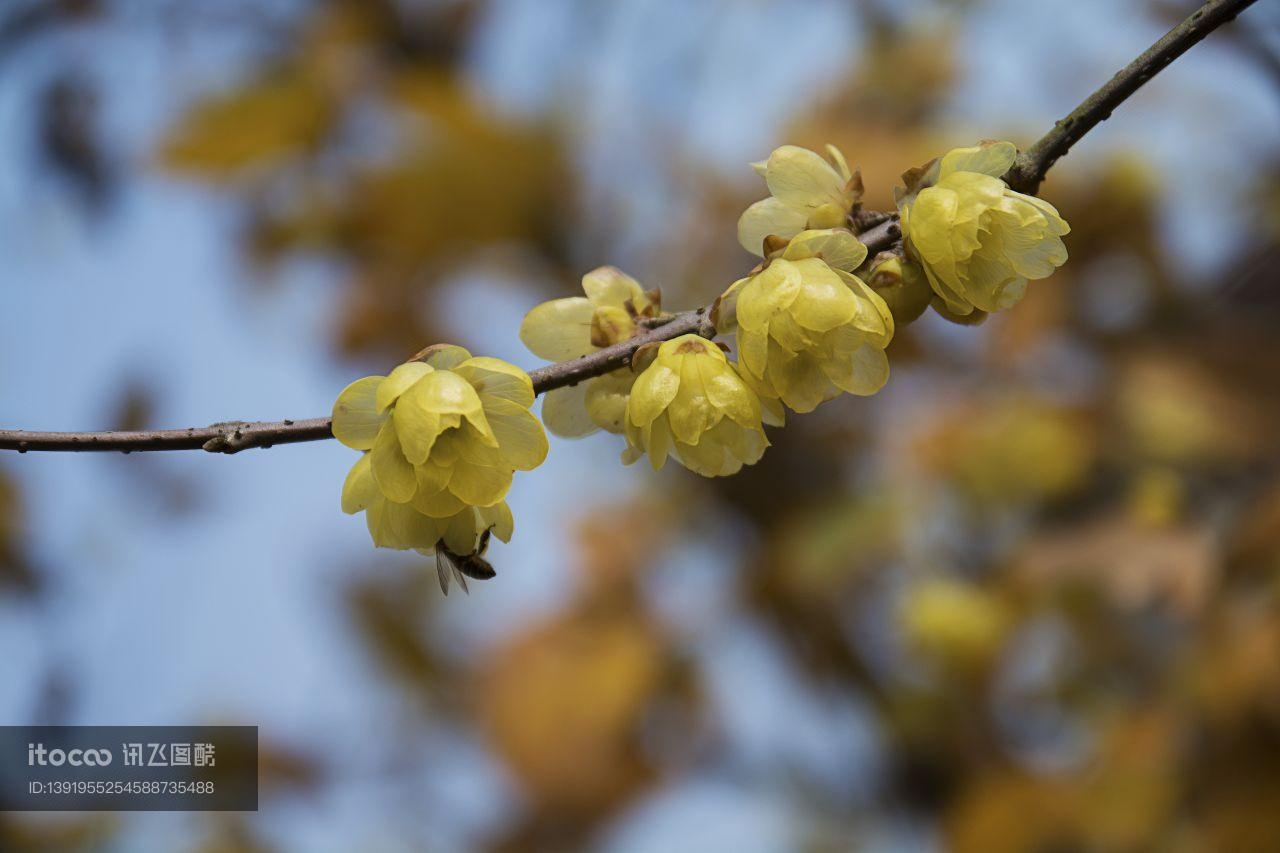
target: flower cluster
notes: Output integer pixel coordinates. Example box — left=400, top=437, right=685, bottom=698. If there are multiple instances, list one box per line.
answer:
left=336, top=140, right=1071, bottom=569
left=896, top=141, right=1070, bottom=316
left=332, top=345, right=547, bottom=556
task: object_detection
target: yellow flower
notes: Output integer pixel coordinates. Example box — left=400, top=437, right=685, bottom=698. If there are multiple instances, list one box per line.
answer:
left=897, top=141, right=1070, bottom=315
left=737, top=144, right=860, bottom=256
left=623, top=335, right=768, bottom=477
left=718, top=229, right=894, bottom=414
left=332, top=344, right=546, bottom=552
left=520, top=266, right=661, bottom=437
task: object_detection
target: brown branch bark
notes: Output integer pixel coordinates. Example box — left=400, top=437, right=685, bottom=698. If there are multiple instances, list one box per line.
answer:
left=1004, top=0, right=1260, bottom=194
left=0, top=0, right=1252, bottom=455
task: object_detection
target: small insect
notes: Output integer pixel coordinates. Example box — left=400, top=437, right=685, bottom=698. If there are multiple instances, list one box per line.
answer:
left=434, top=527, right=497, bottom=596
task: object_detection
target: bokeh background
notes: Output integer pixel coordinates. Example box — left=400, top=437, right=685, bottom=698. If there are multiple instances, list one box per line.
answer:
left=2, top=0, right=1279, bottom=850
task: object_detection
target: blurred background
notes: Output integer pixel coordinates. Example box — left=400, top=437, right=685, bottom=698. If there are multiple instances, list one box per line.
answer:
left=1, top=0, right=1279, bottom=849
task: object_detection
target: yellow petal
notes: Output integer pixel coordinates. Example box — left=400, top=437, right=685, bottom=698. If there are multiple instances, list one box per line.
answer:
left=765, top=145, right=847, bottom=211
left=367, top=498, right=442, bottom=550
left=370, top=424, right=418, bottom=503
left=419, top=344, right=472, bottom=371
left=939, top=141, right=1017, bottom=179
left=666, top=358, right=716, bottom=444
left=479, top=501, right=515, bottom=542
left=442, top=508, right=484, bottom=554
left=781, top=228, right=868, bottom=272
left=485, top=396, right=549, bottom=471
left=455, top=357, right=535, bottom=408
left=581, top=266, right=646, bottom=308
left=447, top=459, right=512, bottom=507
left=415, top=459, right=452, bottom=496
left=773, top=351, right=839, bottom=413
left=737, top=262, right=801, bottom=332
left=341, top=453, right=378, bottom=514
left=541, top=383, right=599, bottom=438
left=519, top=296, right=595, bottom=360
left=413, top=482, right=466, bottom=518
left=395, top=371, right=490, bottom=462
left=645, top=418, right=673, bottom=471
left=393, top=372, right=478, bottom=465
left=627, top=364, right=681, bottom=427
left=376, top=362, right=433, bottom=412
left=824, top=341, right=890, bottom=397
left=788, top=258, right=859, bottom=333
left=705, top=363, right=761, bottom=428
left=332, top=376, right=386, bottom=450
left=737, top=327, right=770, bottom=380
left=737, top=197, right=808, bottom=256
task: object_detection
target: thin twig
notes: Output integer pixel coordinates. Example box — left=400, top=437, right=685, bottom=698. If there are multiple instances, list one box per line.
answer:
left=0, top=0, right=1251, bottom=455
left=1004, top=0, right=1260, bottom=194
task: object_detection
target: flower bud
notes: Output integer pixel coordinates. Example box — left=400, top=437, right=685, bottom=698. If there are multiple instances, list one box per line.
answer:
left=866, top=254, right=931, bottom=324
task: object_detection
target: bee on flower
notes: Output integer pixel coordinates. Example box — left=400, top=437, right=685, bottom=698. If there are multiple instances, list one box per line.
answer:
left=623, top=334, right=769, bottom=477
left=520, top=266, right=661, bottom=437
left=331, top=344, right=547, bottom=572
left=717, top=229, right=894, bottom=414
left=737, top=144, right=861, bottom=257
left=897, top=140, right=1070, bottom=316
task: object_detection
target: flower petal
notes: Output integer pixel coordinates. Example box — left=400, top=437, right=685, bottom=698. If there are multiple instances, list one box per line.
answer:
left=455, top=357, right=535, bottom=408
left=628, top=364, right=681, bottom=427
left=581, top=266, right=646, bottom=308
left=737, top=197, right=807, bottom=256
left=485, top=396, right=549, bottom=471
left=765, top=145, right=847, bottom=210
left=332, top=376, right=386, bottom=450
left=341, top=453, right=378, bottom=514
left=541, top=383, right=599, bottom=438
left=370, top=424, right=418, bottom=503
left=939, top=141, right=1017, bottom=179
left=781, top=228, right=868, bottom=272
left=519, top=297, right=595, bottom=361
left=376, top=362, right=433, bottom=412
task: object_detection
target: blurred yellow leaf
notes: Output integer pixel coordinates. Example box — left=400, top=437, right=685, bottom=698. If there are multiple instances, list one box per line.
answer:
left=917, top=396, right=1096, bottom=508
left=158, top=70, right=331, bottom=176
left=477, top=608, right=663, bottom=817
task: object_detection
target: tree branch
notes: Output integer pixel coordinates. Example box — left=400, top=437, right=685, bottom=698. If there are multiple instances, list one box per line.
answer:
left=1004, top=0, right=1260, bottom=194
left=0, top=218, right=904, bottom=454
left=0, top=0, right=1252, bottom=455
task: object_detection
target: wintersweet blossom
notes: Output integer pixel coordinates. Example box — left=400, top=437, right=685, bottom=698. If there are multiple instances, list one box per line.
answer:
left=719, top=229, right=894, bottom=413
left=331, top=345, right=546, bottom=553
left=737, top=144, right=860, bottom=256
left=897, top=141, right=1070, bottom=315
left=623, top=334, right=768, bottom=477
